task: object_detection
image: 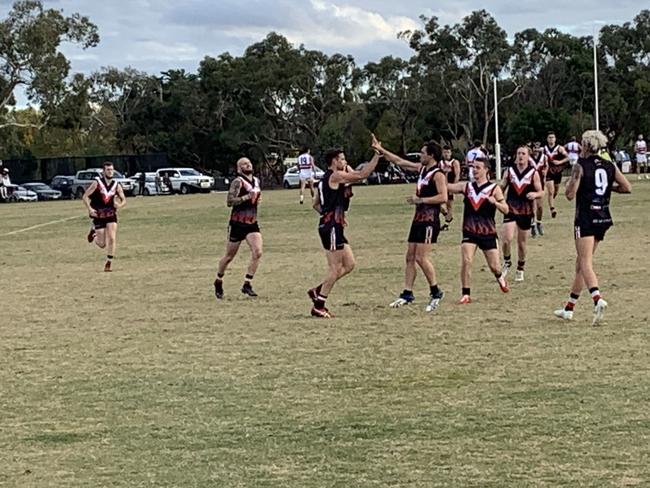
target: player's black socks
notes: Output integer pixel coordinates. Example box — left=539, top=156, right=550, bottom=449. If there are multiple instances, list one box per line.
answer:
left=430, top=285, right=440, bottom=297
left=244, top=274, right=254, bottom=286
left=462, top=287, right=470, bottom=296
left=589, top=287, right=601, bottom=304
left=217, top=272, right=224, bottom=279
left=565, top=292, right=579, bottom=311
left=107, top=255, right=113, bottom=262
left=315, top=294, right=327, bottom=309
left=402, top=289, right=413, bottom=297
left=504, top=255, right=511, bottom=266
left=517, top=260, right=525, bottom=271
left=494, top=272, right=502, bottom=280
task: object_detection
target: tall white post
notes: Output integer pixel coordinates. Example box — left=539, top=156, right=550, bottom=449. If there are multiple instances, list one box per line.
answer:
left=594, top=26, right=600, bottom=131
left=493, top=76, right=502, bottom=179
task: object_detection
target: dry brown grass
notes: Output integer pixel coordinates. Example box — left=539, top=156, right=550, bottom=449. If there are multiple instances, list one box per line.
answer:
left=2, top=182, right=650, bottom=487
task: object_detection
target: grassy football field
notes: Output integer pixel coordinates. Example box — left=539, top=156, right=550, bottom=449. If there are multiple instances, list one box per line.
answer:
left=2, top=181, right=650, bottom=487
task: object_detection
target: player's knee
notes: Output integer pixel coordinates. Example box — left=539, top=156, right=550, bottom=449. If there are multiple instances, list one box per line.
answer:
left=252, top=248, right=263, bottom=261
left=405, top=250, right=416, bottom=264
left=344, top=259, right=355, bottom=274
left=415, top=253, right=429, bottom=267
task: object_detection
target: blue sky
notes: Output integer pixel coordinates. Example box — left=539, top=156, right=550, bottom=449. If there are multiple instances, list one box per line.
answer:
left=0, top=0, right=645, bottom=76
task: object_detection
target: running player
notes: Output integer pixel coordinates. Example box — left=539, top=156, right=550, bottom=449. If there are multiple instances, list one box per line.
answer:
left=82, top=161, right=127, bottom=272
left=214, top=157, right=263, bottom=299
left=440, top=145, right=461, bottom=229
left=447, top=157, right=510, bottom=303
left=499, top=146, right=544, bottom=282
left=565, top=136, right=581, bottom=167
left=554, top=130, right=631, bottom=325
left=530, top=141, right=548, bottom=237
left=634, top=134, right=647, bottom=180
left=370, top=136, right=448, bottom=312
left=297, top=147, right=317, bottom=204
left=544, top=132, right=570, bottom=219
left=307, top=147, right=380, bottom=318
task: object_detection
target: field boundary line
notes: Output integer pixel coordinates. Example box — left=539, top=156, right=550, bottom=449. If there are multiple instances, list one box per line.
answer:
left=1, top=215, right=82, bottom=236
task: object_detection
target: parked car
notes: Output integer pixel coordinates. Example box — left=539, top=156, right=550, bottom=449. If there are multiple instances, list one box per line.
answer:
left=156, top=168, right=215, bottom=194
left=354, top=162, right=407, bottom=185
left=71, top=169, right=136, bottom=199
left=22, top=183, right=62, bottom=201
left=282, top=166, right=325, bottom=188
left=6, top=185, right=38, bottom=202
left=129, top=172, right=171, bottom=195
left=50, top=175, right=75, bottom=199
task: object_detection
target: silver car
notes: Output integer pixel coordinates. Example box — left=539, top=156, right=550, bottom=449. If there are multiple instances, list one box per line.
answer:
left=282, top=166, right=324, bottom=188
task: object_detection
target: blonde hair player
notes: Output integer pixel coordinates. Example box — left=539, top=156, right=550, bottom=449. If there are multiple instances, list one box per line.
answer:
left=554, top=130, right=631, bottom=325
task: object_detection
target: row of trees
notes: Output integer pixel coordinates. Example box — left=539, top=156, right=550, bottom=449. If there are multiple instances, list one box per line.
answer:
left=1, top=1, right=649, bottom=177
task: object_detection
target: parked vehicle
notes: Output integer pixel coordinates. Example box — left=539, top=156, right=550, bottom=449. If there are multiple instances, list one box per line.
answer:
left=21, top=183, right=62, bottom=201
left=353, top=162, right=408, bottom=185
left=282, top=166, right=325, bottom=188
left=6, top=185, right=38, bottom=202
left=129, top=172, right=171, bottom=195
left=156, top=168, right=215, bottom=194
left=50, top=175, right=75, bottom=199
left=71, top=169, right=136, bottom=199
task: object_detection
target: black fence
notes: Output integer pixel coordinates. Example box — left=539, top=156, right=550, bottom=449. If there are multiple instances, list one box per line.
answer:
left=2, top=153, right=169, bottom=183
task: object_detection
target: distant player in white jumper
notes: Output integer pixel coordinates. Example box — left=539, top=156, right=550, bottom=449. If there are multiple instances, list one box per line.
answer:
left=296, top=147, right=317, bottom=204
left=565, top=136, right=581, bottom=167
left=634, top=134, right=647, bottom=180
left=465, top=141, right=486, bottom=183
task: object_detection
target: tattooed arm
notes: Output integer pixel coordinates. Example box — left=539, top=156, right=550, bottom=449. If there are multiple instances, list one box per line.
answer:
left=226, top=178, right=249, bottom=207
left=565, top=163, right=582, bottom=201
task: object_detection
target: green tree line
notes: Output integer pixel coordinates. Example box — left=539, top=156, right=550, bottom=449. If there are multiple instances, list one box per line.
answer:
left=1, top=1, right=649, bottom=177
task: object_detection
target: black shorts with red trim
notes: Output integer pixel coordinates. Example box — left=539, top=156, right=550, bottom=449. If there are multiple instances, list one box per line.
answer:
left=548, top=171, right=562, bottom=185
left=503, top=212, right=533, bottom=231
left=462, top=231, right=498, bottom=251
left=318, top=223, right=348, bottom=251
left=574, top=223, right=611, bottom=242
left=228, top=221, right=261, bottom=242
left=408, top=221, right=440, bottom=244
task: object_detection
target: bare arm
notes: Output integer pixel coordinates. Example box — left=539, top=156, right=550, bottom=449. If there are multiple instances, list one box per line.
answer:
left=498, top=172, right=509, bottom=191
left=114, top=184, right=127, bottom=209
left=452, top=160, right=461, bottom=184
left=447, top=182, right=467, bottom=195
left=565, top=163, right=582, bottom=201
left=553, top=146, right=570, bottom=165
left=488, top=186, right=510, bottom=215
left=82, top=181, right=98, bottom=216
left=527, top=171, right=545, bottom=200
left=407, top=172, right=448, bottom=205
left=371, top=134, right=421, bottom=172
left=331, top=153, right=381, bottom=185
left=612, top=165, right=632, bottom=194
left=226, top=178, right=250, bottom=207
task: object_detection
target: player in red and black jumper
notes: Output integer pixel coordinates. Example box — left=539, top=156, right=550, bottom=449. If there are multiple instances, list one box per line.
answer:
left=530, top=141, right=548, bottom=237
left=499, top=146, right=544, bottom=282
left=371, top=135, right=448, bottom=312
left=82, top=161, right=127, bottom=272
left=448, top=157, right=510, bottom=304
left=307, top=146, right=380, bottom=318
left=544, top=132, right=569, bottom=219
left=440, top=145, right=461, bottom=230
left=214, top=157, right=263, bottom=299
left=554, top=130, right=631, bottom=325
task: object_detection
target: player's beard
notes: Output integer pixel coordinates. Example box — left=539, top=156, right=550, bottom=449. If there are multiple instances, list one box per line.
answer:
left=242, top=169, right=253, bottom=176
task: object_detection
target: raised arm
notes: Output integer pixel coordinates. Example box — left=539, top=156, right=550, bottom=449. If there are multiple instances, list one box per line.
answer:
left=565, top=163, right=582, bottom=201
left=371, top=134, right=421, bottom=172
left=331, top=152, right=381, bottom=185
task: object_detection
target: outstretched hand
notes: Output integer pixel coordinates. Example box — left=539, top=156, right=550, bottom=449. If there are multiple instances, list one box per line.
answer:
left=406, top=195, right=419, bottom=205
left=371, top=133, right=383, bottom=152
